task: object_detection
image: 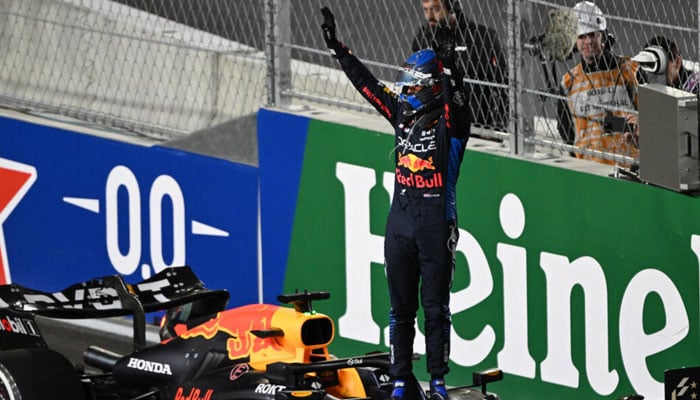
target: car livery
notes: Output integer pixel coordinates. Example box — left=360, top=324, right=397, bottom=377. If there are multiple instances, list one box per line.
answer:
left=0, top=266, right=503, bottom=400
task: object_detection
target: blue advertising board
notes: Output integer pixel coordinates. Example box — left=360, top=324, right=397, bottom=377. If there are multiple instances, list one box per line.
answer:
left=257, top=108, right=311, bottom=304
left=0, top=115, right=259, bottom=306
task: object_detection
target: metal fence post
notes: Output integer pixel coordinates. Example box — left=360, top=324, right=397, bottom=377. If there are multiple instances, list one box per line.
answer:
left=507, top=0, right=529, bottom=156
left=265, top=0, right=292, bottom=108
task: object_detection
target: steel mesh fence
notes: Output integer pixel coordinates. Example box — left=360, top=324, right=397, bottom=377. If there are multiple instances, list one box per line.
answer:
left=0, top=0, right=268, bottom=140
left=520, top=0, right=700, bottom=163
left=0, top=0, right=698, bottom=166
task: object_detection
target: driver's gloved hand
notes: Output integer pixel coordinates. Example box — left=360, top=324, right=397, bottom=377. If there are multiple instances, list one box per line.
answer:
left=320, top=6, right=343, bottom=54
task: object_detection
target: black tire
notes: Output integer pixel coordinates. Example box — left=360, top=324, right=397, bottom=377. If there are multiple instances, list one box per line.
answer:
left=0, top=347, right=86, bottom=400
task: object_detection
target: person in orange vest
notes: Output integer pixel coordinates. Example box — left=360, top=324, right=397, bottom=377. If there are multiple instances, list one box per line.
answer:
left=557, top=1, right=646, bottom=166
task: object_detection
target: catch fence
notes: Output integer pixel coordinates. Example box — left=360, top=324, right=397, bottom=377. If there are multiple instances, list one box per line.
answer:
left=0, top=0, right=698, bottom=164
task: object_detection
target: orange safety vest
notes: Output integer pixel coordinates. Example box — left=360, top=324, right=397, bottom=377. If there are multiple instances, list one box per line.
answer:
left=561, top=56, right=641, bottom=165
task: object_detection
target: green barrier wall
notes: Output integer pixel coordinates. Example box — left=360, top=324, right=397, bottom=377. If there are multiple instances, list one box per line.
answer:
left=280, top=116, right=700, bottom=400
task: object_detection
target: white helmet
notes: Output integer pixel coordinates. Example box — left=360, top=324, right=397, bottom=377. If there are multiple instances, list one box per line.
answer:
left=572, top=1, right=606, bottom=36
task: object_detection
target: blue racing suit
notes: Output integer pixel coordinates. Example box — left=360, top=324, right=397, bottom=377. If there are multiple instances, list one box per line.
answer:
left=331, top=42, right=472, bottom=379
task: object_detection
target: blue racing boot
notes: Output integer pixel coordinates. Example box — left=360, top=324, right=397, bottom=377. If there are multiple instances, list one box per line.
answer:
left=391, top=379, right=406, bottom=400
left=430, top=378, right=448, bottom=400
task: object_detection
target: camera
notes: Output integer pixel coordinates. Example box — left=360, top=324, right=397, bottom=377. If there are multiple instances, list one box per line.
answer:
left=604, top=114, right=635, bottom=134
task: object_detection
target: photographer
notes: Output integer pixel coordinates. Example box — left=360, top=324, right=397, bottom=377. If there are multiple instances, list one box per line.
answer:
left=633, top=35, right=698, bottom=94
left=412, top=0, right=508, bottom=135
left=556, top=1, right=646, bottom=166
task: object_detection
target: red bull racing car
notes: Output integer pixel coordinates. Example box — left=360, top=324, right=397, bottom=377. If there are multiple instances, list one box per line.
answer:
left=0, top=266, right=503, bottom=400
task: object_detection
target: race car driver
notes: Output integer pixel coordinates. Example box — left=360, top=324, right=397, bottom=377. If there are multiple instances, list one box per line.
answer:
left=320, top=7, right=472, bottom=400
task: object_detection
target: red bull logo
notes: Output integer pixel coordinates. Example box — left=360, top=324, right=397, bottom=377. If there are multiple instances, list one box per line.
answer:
left=397, top=153, right=436, bottom=173
left=180, top=304, right=281, bottom=360
left=174, top=387, right=213, bottom=400
left=179, top=313, right=222, bottom=340
left=395, top=168, right=443, bottom=189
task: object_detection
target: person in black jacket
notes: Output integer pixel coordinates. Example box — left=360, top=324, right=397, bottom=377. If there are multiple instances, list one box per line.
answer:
left=412, top=0, right=508, bottom=133
left=321, top=6, right=472, bottom=400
